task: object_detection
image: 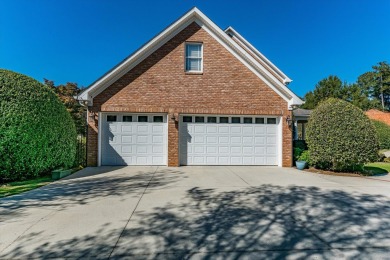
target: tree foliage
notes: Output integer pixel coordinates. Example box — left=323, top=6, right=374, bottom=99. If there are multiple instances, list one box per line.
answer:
left=302, top=61, right=389, bottom=111
left=306, top=98, right=379, bottom=172
left=0, top=69, right=77, bottom=181
left=371, top=120, right=390, bottom=150
left=44, top=79, right=86, bottom=134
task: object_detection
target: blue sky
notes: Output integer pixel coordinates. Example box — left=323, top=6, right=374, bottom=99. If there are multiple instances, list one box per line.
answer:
left=1, top=0, right=389, bottom=97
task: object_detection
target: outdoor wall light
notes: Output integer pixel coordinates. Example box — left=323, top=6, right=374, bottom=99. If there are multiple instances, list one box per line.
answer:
left=286, top=115, right=292, bottom=126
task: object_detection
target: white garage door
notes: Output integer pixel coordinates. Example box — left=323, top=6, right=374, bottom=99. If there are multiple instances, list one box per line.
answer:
left=101, top=114, right=167, bottom=166
left=179, top=115, right=279, bottom=165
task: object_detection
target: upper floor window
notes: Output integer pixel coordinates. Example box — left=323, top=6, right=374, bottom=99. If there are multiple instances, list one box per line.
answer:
left=185, top=43, right=202, bottom=72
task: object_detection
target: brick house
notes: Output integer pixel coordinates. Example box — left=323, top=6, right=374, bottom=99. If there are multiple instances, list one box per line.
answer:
left=78, top=8, right=303, bottom=167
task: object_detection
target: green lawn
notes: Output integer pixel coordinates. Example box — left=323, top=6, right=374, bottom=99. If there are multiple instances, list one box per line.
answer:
left=0, top=176, right=53, bottom=198
left=364, top=162, right=390, bottom=175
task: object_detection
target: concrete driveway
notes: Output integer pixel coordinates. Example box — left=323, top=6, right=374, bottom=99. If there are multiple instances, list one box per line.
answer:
left=1, top=166, right=390, bottom=259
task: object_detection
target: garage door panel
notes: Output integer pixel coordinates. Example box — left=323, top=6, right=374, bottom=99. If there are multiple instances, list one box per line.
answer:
left=231, top=157, right=242, bottom=164
left=137, top=125, right=148, bottom=132
left=194, top=136, right=205, bottom=144
left=136, top=145, right=148, bottom=154
left=121, top=145, right=133, bottom=153
left=206, top=136, right=218, bottom=143
left=194, top=146, right=205, bottom=153
left=194, top=125, right=205, bottom=133
left=231, top=136, right=241, bottom=144
left=254, top=126, right=266, bottom=134
left=243, top=136, right=253, bottom=144
left=206, top=146, right=217, bottom=154
left=206, top=125, right=217, bottom=133
left=152, top=145, right=164, bottom=153
left=243, top=146, right=253, bottom=154
left=219, top=136, right=229, bottom=143
left=180, top=116, right=279, bottom=166
left=206, top=157, right=217, bottom=164
left=121, top=136, right=133, bottom=143
left=152, top=125, right=164, bottom=132
left=101, top=114, right=167, bottom=166
left=266, top=126, right=277, bottom=134
left=254, top=137, right=265, bottom=145
left=231, top=126, right=242, bottom=133
left=218, top=126, right=229, bottom=133
left=254, top=147, right=265, bottom=155
left=193, top=156, right=205, bottom=164
left=219, top=146, right=229, bottom=153
left=137, top=135, right=149, bottom=143
left=243, top=157, right=253, bottom=164
left=242, top=126, right=253, bottom=134
left=231, top=146, right=242, bottom=154
left=266, top=147, right=277, bottom=155
left=152, top=135, right=164, bottom=143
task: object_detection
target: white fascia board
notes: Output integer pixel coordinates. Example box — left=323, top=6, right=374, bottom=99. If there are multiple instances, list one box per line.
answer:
left=225, top=26, right=292, bottom=83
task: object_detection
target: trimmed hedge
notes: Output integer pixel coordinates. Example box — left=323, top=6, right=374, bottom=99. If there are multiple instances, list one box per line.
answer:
left=371, top=120, right=390, bottom=149
left=0, top=69, right=77, bottom=181
left=306, top=98, right=379, bottom=172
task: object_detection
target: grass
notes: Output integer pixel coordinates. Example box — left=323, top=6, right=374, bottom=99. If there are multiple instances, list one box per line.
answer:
left=364, top=162, right=390, bottom=176
left=0, top=176, right=53, bottom=198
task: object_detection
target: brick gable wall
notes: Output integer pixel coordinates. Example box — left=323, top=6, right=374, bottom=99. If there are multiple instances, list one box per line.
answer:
left=87, top=22, right=293, bottom=167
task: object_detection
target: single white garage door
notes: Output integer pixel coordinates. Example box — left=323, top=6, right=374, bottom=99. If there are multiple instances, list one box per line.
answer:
left=101, top=114, right=167, bottom=165
left=179, top=115, right=279, bottom=165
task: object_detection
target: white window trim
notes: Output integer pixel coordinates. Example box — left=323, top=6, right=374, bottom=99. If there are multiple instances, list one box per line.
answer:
left=185, top=42, right=203, bottom=73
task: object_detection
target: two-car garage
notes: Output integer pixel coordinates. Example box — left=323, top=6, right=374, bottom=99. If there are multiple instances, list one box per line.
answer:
left=100, top=113, right=281, bottom=166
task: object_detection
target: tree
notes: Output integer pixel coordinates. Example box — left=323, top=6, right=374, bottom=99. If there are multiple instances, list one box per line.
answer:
left=302, top=76, right=348, bottom=109
left=44, top=79, right=86, bottom=134
left=306, top=98, right=379, bottom=172
left=0, top=70, right=77, bottom=181
left=358, top=61, right=390, bottom=111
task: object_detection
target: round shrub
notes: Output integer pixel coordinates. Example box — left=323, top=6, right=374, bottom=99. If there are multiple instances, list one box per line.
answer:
left=306, top=98, right=379, bottom=172
left=371, top=120, right=390, bottom=150
left=0, top=69, right=77, bottom=181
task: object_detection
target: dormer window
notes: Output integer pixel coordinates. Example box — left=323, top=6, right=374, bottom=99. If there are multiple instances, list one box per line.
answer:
left=185, top=43, right=203, bottom=72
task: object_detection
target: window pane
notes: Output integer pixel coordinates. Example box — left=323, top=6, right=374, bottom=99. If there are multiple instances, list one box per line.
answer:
left=123, top=116, right=132, bottom=122
left=183, top=116, right=192, bottom=122
left=153, top=116, right=163, bottom=122
left=255, top=118, right=264, bottom=124
left=267, top=118, right=277, bottom=124
left=138, top=116, right=148, bottom=122
left=186, top=58, right=201, bottom=71
left=186, top=44, right=201, bottom=58
left=243, top=117, right=253, bottom=123
left=107, top=115, right=117, bottom=122
left=207, top=117, right=217, bottom=123
left=232, top=117, right=241, bottom=123
left=219, top=117, right=228, bottom=123
left=195, top=116, right=204, bottom=123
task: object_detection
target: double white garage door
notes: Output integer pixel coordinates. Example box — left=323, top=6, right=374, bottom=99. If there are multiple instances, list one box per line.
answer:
left=101, top=114, right=280, bottom=166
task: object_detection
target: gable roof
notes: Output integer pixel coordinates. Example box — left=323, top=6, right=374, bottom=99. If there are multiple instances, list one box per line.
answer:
left=78, top=7, right=303, bottom=109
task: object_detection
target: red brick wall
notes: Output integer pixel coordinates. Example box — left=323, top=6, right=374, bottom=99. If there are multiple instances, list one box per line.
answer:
left=87, top=22, right=292, bottom=167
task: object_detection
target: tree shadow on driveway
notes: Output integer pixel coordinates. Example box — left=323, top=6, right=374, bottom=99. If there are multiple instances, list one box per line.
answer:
left=0, top=167, right=185, bottom=220
left=2, top=183, right=390, bottom=259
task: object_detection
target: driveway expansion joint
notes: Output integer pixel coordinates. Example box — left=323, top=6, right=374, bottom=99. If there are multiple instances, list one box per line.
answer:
left=107, top=166, right=159, bottom=259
